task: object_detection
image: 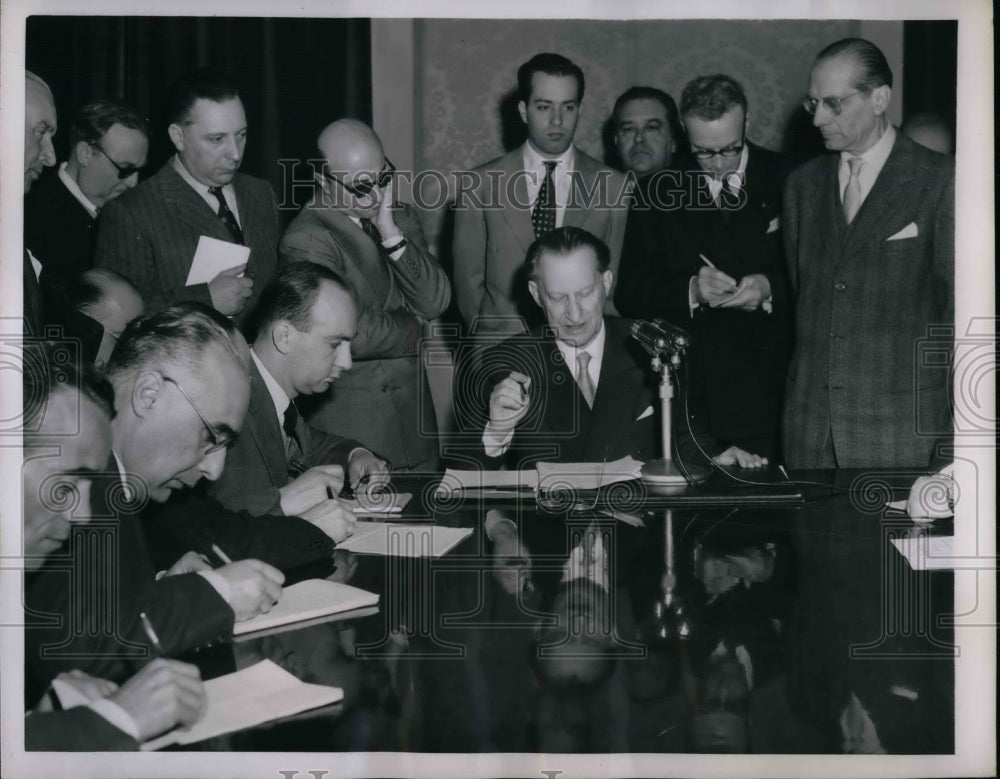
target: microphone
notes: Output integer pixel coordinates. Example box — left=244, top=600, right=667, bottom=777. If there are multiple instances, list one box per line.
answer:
left=630, top=319, right=690, bottom=359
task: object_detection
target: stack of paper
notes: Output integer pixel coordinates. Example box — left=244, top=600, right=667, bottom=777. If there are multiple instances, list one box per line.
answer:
left=337, top=523, right=473, bottom=557
left=142, top=660, right=342, bottom=750
left=536, top=456, right=643, bottom=492
left=436, top=468, right=538, bottom=496
left=234, top=579, right=379, bottom=636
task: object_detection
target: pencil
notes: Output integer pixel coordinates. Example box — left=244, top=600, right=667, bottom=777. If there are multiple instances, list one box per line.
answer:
left=139, top=611, right=164, bottom=656
left=698, top=253, right=717, bottom=269
left=211, top=543, right=233, bottom=565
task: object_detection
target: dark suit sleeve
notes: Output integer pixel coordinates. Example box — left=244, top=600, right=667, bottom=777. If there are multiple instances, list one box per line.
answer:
left=390, top=205, right=452, bottom=320
left=280, top=222, right=423, bottom=359
left=25, top=709, right=138, bottom=751
left=140, top=491, right=336, bottom=573
left=452, top=178, right=488, bottom=326
left=782, top=174, right=801, bottom=296
left=615, top=208, right=693, bottom=324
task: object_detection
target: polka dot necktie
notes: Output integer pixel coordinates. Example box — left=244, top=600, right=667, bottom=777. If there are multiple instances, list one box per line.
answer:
left=531, top=161, right=558, bottom=238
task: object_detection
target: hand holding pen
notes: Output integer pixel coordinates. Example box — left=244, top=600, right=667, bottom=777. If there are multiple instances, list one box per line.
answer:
left=488, top=371, right=532, bottom=434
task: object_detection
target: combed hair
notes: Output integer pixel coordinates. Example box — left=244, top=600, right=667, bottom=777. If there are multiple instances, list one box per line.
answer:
left=247, top=262, right=355, bottom=341
left=64, top=268, right=136, bottom=319
left=70, top=100, right=148, bottom=149
left=613, top=85, right=679, bottom=130
left=105, top=302, right=249, bottom=383
left=167, top=67, right=240, bottom=126
left=524, top=226, right=610, bottom=283
left=680, top=74, right=748, bottom=121
left=517, top=53, right=585, bottom=103
left=22, top=341, right=115, bottom=443
left=816, top=37, right=893, bottom=91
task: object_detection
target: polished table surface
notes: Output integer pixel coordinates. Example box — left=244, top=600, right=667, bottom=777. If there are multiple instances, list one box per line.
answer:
left=186, top=469, right=954, bottom=755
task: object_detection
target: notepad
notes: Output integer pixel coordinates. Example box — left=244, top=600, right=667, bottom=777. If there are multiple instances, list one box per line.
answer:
left=436, top=468, right=538, bottom=496
left=233, top=579, right=379, bottom=636
left=141, top=660, right=342, bottom=750
left=336, top=524, right=473, bottom=557
left=184, top=235, right=250, bottom=285
left=343, top=492, right=412, bottom=515
left=891, top=535, right=956, bottom=571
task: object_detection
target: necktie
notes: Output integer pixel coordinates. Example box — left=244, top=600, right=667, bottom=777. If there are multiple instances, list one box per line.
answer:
left=576, top=351, right=596, bottom=409
left=360, top=218, right=383, bottom=246
left=842, top=156, right=864, bottom=225
left=209, top=186, right=245, bottom=244
left=282, top=401, right=303, bottom=460
left=531, top=161, right=558, bottom=238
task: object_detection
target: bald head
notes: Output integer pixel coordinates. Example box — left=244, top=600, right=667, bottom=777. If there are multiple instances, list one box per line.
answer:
left=25, top=71, right=57, bottom=191
left=315, top=119, right=392, bottom=218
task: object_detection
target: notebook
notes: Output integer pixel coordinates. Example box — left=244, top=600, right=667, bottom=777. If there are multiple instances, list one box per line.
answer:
left=233, top=578, right=379, bottom=637
left=336, top=524, right=473, bottom=557
left=142, top=660, right=342, bottom=750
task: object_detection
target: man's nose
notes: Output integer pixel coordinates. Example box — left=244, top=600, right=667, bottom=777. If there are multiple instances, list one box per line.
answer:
left=73, top=482, right=94, bottom=523
left=551, top=108, right=564, bottom=127
left=812, top=104, right=831, bottom=127
left=224, top=137, right=241, bottom=161
left=335, top=342, right=352, bottom=371
left=123, top=171, right=140, bottom=189
left=199, top=447, right=228, bottom=482
left=566, top=298, right=583, bottom=321
left=40, top=136, right=56, bottom=168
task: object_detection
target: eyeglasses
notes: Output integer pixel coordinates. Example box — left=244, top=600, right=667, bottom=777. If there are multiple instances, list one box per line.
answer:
left=323, top=157, right=395, bottom=197
left=161, top=375, right=237, bottom=454
left=92, top=144, right=143, bottom=180
left=691, top=142, right=744, bottom=160
left=802, top=90, right=863, bottom=117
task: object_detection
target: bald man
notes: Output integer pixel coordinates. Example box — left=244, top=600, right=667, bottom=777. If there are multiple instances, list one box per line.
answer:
left=279, top=120, right=451, bottom=472
left=23, top=71, right=58, bottom=334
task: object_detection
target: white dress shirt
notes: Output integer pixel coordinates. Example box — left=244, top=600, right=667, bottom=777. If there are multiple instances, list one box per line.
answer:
left=251, top=349, right=293, bottom=451
left=522, top=142, right=575, bottom=228
left=172, top=155, right=241, bottom=226
left=838, top=123, right=896, bottom=211
left=58, top=162, right=99, bottom=219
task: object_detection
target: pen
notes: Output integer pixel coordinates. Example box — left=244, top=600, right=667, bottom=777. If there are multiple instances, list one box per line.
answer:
left=139, top=611, right=164, bottom=656
left=778, top=464, right=790, bottom=481
left=698, top=253, right=717, bottom=269
left=211, top=543, right=233, bottom=565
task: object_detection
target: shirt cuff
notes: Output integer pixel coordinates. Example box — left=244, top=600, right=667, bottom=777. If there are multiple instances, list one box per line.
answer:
left=482, top=426, right=515, bottom=458
left=688, top=276, right=700, bottom=316
left=198, top=569, right=231, bottom=604
left=87, top=699, right=140, bottom=741
left=381, top=233, right=406, bottom=260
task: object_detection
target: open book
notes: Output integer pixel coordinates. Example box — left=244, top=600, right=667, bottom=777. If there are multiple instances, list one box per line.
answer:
left=233, top=579, right=379, bottom=637
left=142, top=660, right=342, bottom=750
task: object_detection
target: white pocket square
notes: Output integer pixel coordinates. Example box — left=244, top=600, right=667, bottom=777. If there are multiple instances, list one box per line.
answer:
left=887, top=222, right=918, bottom=241
left=636, top=405, right=654, bottom=421
left=766, top=216, right=781, bottom=234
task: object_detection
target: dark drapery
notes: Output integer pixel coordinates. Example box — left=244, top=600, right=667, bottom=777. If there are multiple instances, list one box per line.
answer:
left=26, top=16, right=372, bottom=219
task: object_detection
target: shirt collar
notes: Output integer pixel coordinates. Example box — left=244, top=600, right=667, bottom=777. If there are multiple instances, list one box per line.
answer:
left=841, top=122, right=896, bottom=168
left=172, top=154, right=228, bottom=198
left=58, top=162, right=99, bottom=219
left=250, top=348, right=292, bottom=423
left=523, top=141, right=575, bottom=173
left=707, top=143, right=750, bottom=197
left=555, top=318, right=606, bottom=365
left=111, top=450, right=134, bottom=502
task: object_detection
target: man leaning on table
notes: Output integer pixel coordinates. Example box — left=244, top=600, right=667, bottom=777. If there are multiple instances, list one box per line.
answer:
left=208, top=262, right=389, bottom=516
left=465, top=226, right=767, bottom=470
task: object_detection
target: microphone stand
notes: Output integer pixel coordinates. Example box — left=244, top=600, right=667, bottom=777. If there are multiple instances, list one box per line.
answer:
left=640, top=351, right=710, bottom=489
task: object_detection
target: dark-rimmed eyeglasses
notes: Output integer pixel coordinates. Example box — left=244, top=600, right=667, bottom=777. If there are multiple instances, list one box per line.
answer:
left=92, top=144, right=143, bottom=180
left=691, top=142, right=744, bottom=161
left=802, top=90, right=863, bottom=117
left=162, top=375, right=237, bottom=454
left=323, top=158, right=395, bottom=197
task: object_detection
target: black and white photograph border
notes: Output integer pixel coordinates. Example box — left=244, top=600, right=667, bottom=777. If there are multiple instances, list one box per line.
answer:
left=0, top=0, right=994, bottom=777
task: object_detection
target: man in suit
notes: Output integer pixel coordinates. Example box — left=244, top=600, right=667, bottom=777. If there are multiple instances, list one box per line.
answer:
left=58, top=268, right=145, bottom=367
left=209, top=262, right=389, bottom=516
left=95, top=69, right=278, bottom=327
left=616, top=75, right=798, bottom=460
left=22, top=345, right=207, bottom=750
left=25, top=100, right=148, bottom=323
left=467, top=226, right=765, bottom=470
left=611, top=85, right=681, bottom=181
left=280, top=119, right=450, bottom=472
left=453, top=53, right=630, bottom=336
left=783, top=38, right=954, bottom=468
left=22, top=71, right=58, bottom=335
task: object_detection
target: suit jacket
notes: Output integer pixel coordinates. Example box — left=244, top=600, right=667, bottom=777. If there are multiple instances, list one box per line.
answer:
left=454, top=316, right=716, bottom=469
left=616, top=145, right=800, bottom=451
left=25, top=470, right=235, bottom=693
left=25, top=708, right=137, bottom=751
left=93, top=162, right=279, bottom=327
left=24, top=168, right=98, bottom=310
left=23, top=249, right=43, bottom=336
left=280, top=199, right=450, bottom=471
left=782, top=132, right=954, bottom=468
left=206, top=359, right=361, bottom=514
left=453, top=146, right=630, bottom=334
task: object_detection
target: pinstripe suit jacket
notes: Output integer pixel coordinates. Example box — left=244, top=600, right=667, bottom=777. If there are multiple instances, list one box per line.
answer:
left=782, top=133, right=954, bottom=468
left=453, top=146, right=630, bottom=334
left=93, top=161, right=279, bottom=328
left=280, top=200, right=451, bottom=471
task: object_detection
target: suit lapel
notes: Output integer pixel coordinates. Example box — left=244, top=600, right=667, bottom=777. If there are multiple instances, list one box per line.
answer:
left=586, top=320, right=638, bottom=459
left=157, top=164, right=233, bottom=243
left=315, top=203, right=397, bottom=308
left=247, top=361, right=291, bottom=483
left=843, top=134, right=919, bottom=254
left=499, top=150, right=538, bottom=255
left=564, top=150, right=602, bottom=232
left=539, top=334, right=589, bottom=460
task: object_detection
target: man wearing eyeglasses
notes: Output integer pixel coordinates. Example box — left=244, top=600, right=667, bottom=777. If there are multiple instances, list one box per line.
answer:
left=616, top=74, right=799, bottom=461
left=25, top=100, right=148, bottom=311
left=95, top=69, right=279, bottom=328
left=783, top=38, right=954, bottom=469
left=280, top=119, right=451, bottom=473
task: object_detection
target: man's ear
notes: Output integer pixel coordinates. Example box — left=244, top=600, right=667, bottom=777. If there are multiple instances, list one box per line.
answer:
left=167, top=123, right=184, bottom=152
left=271, top=321, right=294, bottom=354
left=528, top=279, right=541, bottom=308
left=518, top=100, right=528, bottom=125
left=131, top=371, right=162, bottom=419
left=871, top=86, right=892, bottom=117
left=602, top=270, right=613, bottom=296
left=75, top=141, right=94, bottom=167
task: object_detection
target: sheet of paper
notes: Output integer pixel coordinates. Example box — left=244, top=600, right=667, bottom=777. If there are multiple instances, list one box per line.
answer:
left=337, top=524, right=473, bottom=557
left=51, top=677, right=94, bottom=709
left=343, top=492, right=412, bottom=515
left=233, top=579, right=379, bottom=636
left=890, top=535, right=956, bottom=571
left=141, top=660, right=343, bottom=750
left=536, top=456, right=643, bottom=492
left=436, top=468, right=538, bottom=496
left=184, top=235, right=250, bottom=286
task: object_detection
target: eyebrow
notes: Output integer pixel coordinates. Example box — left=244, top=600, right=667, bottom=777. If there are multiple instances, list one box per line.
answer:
left=213, top=423, right=239, bottom=441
